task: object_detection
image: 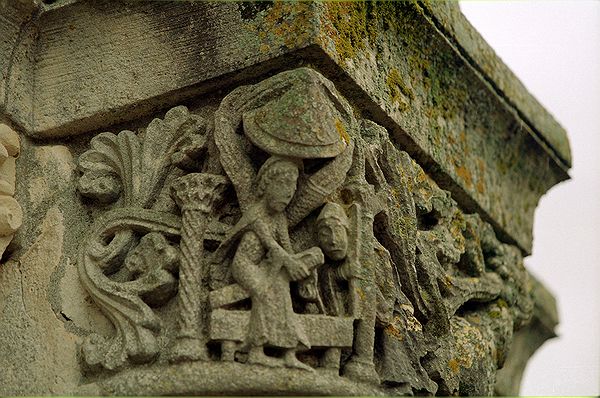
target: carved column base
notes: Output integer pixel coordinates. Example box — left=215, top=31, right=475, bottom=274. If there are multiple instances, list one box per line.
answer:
left=342, top=358, right=380, bottom=385
left=166, top=336, right=209, bottom=364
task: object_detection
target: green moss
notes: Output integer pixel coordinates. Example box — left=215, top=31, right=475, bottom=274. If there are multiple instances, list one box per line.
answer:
left=386, top=67, right=414, bottom=110
left=246, top=1, right=314, bottom=52
left=323, top=1, right=423, bottom=61
left=324, top=1, right=373, bottom=60
left=496, top=298, right=508, bottom=308
left=323, top=0, right=472, bottom=134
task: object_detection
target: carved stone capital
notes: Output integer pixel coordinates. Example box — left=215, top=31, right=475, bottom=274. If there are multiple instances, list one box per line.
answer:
left=0, top=2, right=569, bottom=394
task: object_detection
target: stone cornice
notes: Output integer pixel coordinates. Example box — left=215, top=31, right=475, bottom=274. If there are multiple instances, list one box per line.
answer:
left=0, top=0, right=571, bottom=253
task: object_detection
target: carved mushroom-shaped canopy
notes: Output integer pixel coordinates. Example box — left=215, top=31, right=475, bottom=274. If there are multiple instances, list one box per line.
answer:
left=242, top=76, right=351, bottom=159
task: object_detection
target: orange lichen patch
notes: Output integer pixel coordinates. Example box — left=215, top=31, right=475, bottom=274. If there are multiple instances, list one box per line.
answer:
left=476, top=179, right=485, bottom=194
left=456, top=130, right=470, bottom=157
left=455, top=165, right=473, bottom=188
left=415, top=168, right=436, bottom=203
left=448, top=358, right=460, bottom=374
left=335, top=119, right=350, bottom=144
left=355, top=287, right=366, bottom=301
left=259, top=44, right=270, bottom=54
left=384, top=323, right=403, bottom=340
left=476, top=158, right=486, bottom=194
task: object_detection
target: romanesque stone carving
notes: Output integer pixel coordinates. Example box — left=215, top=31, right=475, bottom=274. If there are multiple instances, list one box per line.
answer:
left=0, top=124, right=21, bottom=259
left=76, top=68, right=533, bottom=395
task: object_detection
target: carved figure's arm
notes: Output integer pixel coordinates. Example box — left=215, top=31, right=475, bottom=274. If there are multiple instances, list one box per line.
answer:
left=252, top=219, right=283, bottom=252
left=276, top=220, right=313, bottom=281
left=231, top=231, right=264, bottom=294
left=278, top=218, right=294, bottom=253
left=283, top=257, right=310, bottom=282
left=333, top=260, right=353, bottom=281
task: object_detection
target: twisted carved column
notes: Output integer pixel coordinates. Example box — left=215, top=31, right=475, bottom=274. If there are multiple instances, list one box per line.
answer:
left=168, top=172, right=228, bottom=362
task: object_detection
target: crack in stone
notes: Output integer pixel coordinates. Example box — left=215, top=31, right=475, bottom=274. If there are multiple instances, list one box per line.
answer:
left=59, top=311, right=71, bottom=322
left=16, top=262, right=32, bottom=322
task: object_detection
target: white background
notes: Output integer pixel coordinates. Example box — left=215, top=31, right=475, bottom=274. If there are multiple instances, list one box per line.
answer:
left=459, top=1, right=600, bottom=395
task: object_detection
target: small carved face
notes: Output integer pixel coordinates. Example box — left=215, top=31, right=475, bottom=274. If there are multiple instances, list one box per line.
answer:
left=264, top=166, right=298, bottom=213
left=318, top=218, right=348, bottom=261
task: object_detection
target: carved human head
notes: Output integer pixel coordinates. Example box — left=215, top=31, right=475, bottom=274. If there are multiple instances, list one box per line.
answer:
left=256, top=156, right=300, bottom=213
left=316, top=202, right=349, bottom=261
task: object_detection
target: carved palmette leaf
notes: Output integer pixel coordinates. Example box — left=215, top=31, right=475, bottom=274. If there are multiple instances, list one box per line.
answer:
left=77, top=105, right=204, bottom=208
left=78, top=131, right=140, bottom=205
left=76, top=106, right=208, bottom=372
left=139, top=106, right=205, bottom=208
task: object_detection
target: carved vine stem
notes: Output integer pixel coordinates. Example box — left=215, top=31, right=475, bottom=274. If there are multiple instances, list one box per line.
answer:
left=169, top=173, right=229, bottom=362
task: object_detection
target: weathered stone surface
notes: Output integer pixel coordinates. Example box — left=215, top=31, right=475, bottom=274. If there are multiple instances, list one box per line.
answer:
left=0, top=1, right=568, bottom=396
left=2, top=130, right=115, bottom=394
left=0, top=207, right=80, bottom=395
left=312, top=2, right=569, bottom=253
left=209, top=310, right=355, bottom=347
left=87, top=361, right=385, bottom=396
left=421, top=1, right=571, bottom=166
left=494, top=273, right=559, bottom=396
left=15, top=1, right=322, bottom=138
left=0, top=1, right=38, bottom=133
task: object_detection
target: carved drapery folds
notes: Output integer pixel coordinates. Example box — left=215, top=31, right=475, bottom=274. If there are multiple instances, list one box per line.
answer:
left=0, top=124, right=22, bottom=259
left=76, top=68, right=533, bottom=395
